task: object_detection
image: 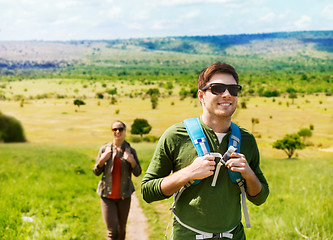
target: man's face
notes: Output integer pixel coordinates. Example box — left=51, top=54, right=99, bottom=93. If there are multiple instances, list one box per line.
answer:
left=198, top=73, right=238, bottom=119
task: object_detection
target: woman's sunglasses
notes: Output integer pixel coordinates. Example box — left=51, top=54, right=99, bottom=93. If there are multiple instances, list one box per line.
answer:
left=201, top=83, right=242, bottom=96
left=112, top=127, right=124, bottom=133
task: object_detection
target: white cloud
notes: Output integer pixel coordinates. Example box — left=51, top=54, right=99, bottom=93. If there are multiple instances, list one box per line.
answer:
left=294, top=15, right=312, bottom=29
left=151, top=21, right=170, bottom=30
left=159, top=0, right=238, bottom=6
left=100, top=6, right=123, bottom=20
left=322, top=4, right=333, bottom=20
left=259, top=12, right=276, bottom=22
left=178, top=9, right=200, bottom=21
left=0, top=0, right=331, bottom=41
left=130, top=10, right=151, bottom=21
left=55, top=1, right=81, bottom=9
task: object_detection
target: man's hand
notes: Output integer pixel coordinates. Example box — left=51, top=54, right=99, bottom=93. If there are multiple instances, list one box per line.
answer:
left=225, top=152, right=262, bottom=196
left=161, top=155, right=216, bottom=197
left=185, top=155, right=216, bottom=181
left=225, top=152, right=253, bottom=179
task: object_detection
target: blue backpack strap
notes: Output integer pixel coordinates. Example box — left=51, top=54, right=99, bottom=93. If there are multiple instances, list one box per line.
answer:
left=229, top=122, right=241, bottom=152
left=228, top=122, right=244, bottom=184
left=184, top=118, right=210, bottom=185
left=184, top=118, right=210, bottom=157
left=228, top=122, right=251, bottom=228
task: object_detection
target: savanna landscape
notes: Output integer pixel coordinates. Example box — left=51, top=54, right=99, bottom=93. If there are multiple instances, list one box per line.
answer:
left=0, top=31, right=332, bottom=239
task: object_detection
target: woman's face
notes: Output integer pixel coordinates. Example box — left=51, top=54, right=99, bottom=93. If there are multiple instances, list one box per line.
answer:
left=112, top=122, right=126, bottom=142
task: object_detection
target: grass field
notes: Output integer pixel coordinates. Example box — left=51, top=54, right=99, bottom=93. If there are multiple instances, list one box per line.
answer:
left=0, top=78, right=333, bottom=239
left=1, top=143, right=332, bottom=239
left=0, top=144, right=104, bottom=239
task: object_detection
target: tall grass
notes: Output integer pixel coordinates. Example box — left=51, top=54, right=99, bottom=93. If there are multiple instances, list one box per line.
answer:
left=244, top=155, right=332, bottom=239
left=0, top=144, right=104, bottom=240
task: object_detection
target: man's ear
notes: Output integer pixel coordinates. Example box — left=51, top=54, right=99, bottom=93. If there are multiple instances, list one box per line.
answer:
left=198, top=90, right=205, bottom=105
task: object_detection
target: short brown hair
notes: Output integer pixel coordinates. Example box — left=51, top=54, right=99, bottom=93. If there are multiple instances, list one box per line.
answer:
left=197, top=62, right=239, bottom=90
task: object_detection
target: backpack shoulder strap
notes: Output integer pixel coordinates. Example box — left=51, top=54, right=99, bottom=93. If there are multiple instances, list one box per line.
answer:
left=228, top=123, right=251, bottom=228
left=229, top=122, right=241, bottom=153
left=184, top=118, right=210, bottom=156
left=227, top=122, right=244, bottom=184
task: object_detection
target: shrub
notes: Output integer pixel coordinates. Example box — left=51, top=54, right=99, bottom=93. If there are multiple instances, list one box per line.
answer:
left=131, top=118, right=152, bottom=138
left=151, top=95, right=158, bottom=109
left=260, top=90, right=280, bottom=97
left=240, top=101, right=247, bottom=109
left=127, top=135, right=141, bottom=143
left=73, top=99, right=86, bottom=108
left=272, top=133, right=305, bottom=158
left=96, top=92, right=104, bottom=99
left=0, top=112, right=27, bottom=143
left=143, top=135, right=159, bottom=143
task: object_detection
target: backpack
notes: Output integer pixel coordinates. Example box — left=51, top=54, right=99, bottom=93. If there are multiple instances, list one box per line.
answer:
left=183, top=118, right=250, bottom=229
left=165, top=118, right=251, bottom=239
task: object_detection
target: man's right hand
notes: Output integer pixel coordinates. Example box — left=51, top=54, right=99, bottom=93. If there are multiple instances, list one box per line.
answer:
left=161, top=155, right=216, bottom=197
left=185, top=155, right=216, bottom=181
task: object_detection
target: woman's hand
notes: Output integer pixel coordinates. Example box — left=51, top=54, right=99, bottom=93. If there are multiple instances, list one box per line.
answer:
left=123, top=149, right=136, bottom=168
left=97, top=146, right=112, bottom=168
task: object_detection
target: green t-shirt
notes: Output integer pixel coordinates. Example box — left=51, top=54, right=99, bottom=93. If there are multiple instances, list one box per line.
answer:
left=141, top=118, right=269, bottom=239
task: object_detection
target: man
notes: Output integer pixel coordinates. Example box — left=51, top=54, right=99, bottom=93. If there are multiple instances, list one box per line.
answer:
left=141, top=62, right=269, bottom=239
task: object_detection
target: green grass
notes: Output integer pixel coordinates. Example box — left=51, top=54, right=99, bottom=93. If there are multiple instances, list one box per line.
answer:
left=244, top=155, right=333, bottom=239
left=0, top=144, right=104, bottom=240
left=1, top=143, right=332, bottom=239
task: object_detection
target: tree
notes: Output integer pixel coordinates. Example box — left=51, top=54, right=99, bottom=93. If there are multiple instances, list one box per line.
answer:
left=96, top=92, right=104, bottom=99
left=251, top=118, right=259, bottom=133
left=146, top=88, right=160, bottom=96
left=272, top=133, right=305, bottom=158
left=106, top=88, right=117, bottom=96
left=131, top=118, right=152, bottom=138
left=289, top=92, right=297, bottom=104
left=106, top=88, right=117, bottom=104
left=0, top=112, right=26, bottom=143
left=151, top=95, right=158, bottom=109
left=287, top=88, right=297, bottom=105
left=73, top=99, right=86, bottom=108
left=146, top=88, right=160, bottom=109
left=298, top=128, right=312, bottom=143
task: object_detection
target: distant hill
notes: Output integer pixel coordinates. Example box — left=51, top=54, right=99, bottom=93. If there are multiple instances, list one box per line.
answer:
left=0, top=31, right=332, bottom=95
left=0, top=31, right=332, bottom=62
left=106, top=31, right=333, bottom=54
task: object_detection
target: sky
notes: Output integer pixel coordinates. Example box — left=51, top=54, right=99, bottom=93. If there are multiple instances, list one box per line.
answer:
left=0, top=0, right=332, bottom=41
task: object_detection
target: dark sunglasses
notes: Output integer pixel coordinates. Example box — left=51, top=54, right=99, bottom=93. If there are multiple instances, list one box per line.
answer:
left=201, top=83, right=242, bottom=96
left=112, top=127, right=124, bottom=133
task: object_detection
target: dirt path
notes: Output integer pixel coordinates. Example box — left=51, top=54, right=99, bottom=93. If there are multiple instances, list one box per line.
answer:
left=126, top=193, right=149, bottom=240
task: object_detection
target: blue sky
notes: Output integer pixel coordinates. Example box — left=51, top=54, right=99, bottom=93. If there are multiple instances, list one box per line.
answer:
left=0, top=0, right=332, bottom=41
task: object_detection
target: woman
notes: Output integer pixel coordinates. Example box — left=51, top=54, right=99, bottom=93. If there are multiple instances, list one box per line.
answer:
left=93, top=120, right=142, bottom=240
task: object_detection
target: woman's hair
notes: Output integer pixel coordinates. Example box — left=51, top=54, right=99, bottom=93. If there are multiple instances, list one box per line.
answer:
left=197, top=62, right=239, bottom=90
left=112, top=120, right=126, bottom=129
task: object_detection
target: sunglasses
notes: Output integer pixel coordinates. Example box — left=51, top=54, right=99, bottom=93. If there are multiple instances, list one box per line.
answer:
left=201, top=83, right=242, bottom=96
left=112, top=127, right=124, bottom=133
